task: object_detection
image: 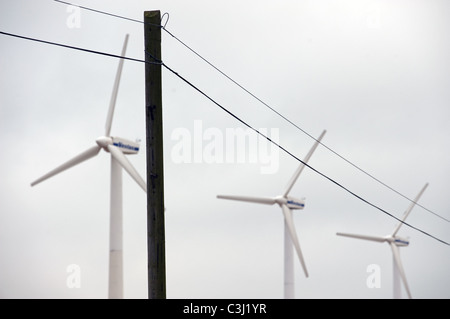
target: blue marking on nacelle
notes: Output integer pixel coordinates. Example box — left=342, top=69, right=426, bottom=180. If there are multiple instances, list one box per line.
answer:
left=113, top=142, right=139, bottom=152
left=394, top=238, right=409, bottom=245
left=287, top=200, right=305, bottom=207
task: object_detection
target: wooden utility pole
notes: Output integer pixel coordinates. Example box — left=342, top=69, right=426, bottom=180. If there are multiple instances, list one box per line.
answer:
left=144, top=10, right=166, bottom=299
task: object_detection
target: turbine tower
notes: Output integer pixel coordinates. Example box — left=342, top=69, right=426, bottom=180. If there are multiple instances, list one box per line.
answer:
left=31, top=34, right=146, bottom=299
left=217, top=130, right=326, bottom=299
left=337, top=183, right=428, bottom=299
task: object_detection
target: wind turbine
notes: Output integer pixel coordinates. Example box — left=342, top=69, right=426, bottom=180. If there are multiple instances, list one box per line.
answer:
left=30, top=34, right=146, bottom=299
left=217, top=130, right=326, bottom=299
left=337, top=183, right=428, bottom=299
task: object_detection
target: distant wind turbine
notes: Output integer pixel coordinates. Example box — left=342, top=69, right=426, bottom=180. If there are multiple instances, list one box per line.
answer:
left=337, top=183, right=428, bottom=299
left=217, top=130, right=326, bottom=299
left=31, top=34, right=146, bottom=299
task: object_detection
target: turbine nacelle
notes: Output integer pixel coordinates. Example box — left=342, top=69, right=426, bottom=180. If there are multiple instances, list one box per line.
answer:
left=111, top=137, right=140, bottom=155
left=389, top=236, right=410, bottom=247
left=96, top=136, right=140, bottom=155
left=275, top=196, right=305, bottom=210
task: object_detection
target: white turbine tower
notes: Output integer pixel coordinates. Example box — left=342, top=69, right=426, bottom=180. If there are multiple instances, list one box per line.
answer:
left=217, top=129, right=326, bottom=299
left=30, top=34, right=146, bottom=299
left=337, top=183, right=428, bottom=299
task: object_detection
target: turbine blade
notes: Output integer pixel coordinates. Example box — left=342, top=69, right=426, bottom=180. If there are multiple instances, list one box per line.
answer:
left=336, top=232, right=386, bottom=243
left=391, top=183, right=429, bottom=236
left=216, top=195, right=276, bottom=205
left=281, top=204, right=308, bottom=278
left=107, top=144, right=146, bottom=192
left=283, top=130, right=326, bottom=197
left=105, top=34, right=129, bottom=137
left=390, top=242, right=412, bottom=299
left=31, top=145, right=101, bottom=186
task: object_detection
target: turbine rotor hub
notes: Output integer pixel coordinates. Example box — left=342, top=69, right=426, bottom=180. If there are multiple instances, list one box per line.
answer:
left=96, top=136, right=113, bottom=149
left=274, top=196, right=286, bottom=206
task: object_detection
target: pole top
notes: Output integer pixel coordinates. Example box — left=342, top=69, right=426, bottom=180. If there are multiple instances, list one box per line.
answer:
left=144, top=10, right=162, bottom=42
left=144, top=10, right=161, bottom=19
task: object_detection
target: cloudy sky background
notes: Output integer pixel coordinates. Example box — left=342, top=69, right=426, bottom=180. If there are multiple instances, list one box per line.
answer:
left=1, top=0, right=449, bottom=298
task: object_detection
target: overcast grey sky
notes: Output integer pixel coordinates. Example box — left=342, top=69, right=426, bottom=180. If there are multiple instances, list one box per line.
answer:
left=1, top=0, right=449, bottom=299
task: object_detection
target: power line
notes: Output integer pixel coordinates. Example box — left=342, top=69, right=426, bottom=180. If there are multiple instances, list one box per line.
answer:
left=2, top=29, right=447, bottom=246
left=55, top=0, right=150, bottom=26
left=0, top=31, right=160, bottom=65
left=52, top=0, right=450, bottom=224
